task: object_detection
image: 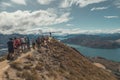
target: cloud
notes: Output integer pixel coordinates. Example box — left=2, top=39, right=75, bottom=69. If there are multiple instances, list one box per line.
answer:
left=26, top=27, right=120, bottom=35
left=114, top=0, right=120, bottom=8
left=0, top=2, right=12, bottom=10
left=60, top=0, right=107, bottom=8
left=61, top=28, right=120, bottom=34
left=104, top=16, right=119, bottom=19
left=11, top=0, right=26, bottom=5
left=78, top=0, right=107, bottom=7
left=91, top=7, right=108, bottom=11
left=37, top=0, right=54, bottom=5
left=1, top=2, right=12, bottom=7
left=66, top=24, right=74, bottom=26
left=60, top=0, right=74, bottom=8
left=0, top=9, right=71, bottom=34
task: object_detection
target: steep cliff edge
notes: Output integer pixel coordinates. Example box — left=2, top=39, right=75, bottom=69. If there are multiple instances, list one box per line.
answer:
left=2, top=38, right=117, bottom=80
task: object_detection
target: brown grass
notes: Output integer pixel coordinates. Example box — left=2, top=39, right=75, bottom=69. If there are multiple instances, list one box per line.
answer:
left=34, top=62, right=44, bottom=70
left=17, top=70, right=40, bottom=80
left=25, top=54, right=35, bottom=61
left=10, top=61, right=23, bottom=71
left=35, top=64, right=43, bottom=71
left=23, top=64, right=32, bottom=70
left=0, top=56, right=7, bottom=62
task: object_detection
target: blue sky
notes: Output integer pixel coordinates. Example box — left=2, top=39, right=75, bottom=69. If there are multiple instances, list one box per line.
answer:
left=0, top=0, right=120, bottom=34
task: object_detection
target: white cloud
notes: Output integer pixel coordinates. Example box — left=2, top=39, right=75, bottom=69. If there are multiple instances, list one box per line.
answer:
left=59, top=28, right=120, bottom=34
left=26, top=27, right=120, bottom=35
left=78, top=0, right=107, bottom=7
left=0, top=9, right=71, bottom=34
left=114, top=0, right=120, bottom=8
left=11, top=0, right=26, bottom=5
left=91, top=7, right=108, bottom=11
left=60, top=0, right=74, bottom=8
left=104, top=16, right=119, bottom=19
left=0, top=2, right=12, bottom=10
left=60, top=0, right=107, bottom=8
left=66, top=24, right=74, bottom=26
left=37, top=0, right=54, bottom=5
left=1, top=2, right=12, bottom=7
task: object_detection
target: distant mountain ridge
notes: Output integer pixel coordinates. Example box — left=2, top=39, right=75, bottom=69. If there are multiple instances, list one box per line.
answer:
left=62, top=34, right=120, bottom=49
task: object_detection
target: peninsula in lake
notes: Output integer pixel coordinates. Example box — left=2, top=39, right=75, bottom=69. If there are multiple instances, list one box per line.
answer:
left=62, top=34, right=120, bottom=49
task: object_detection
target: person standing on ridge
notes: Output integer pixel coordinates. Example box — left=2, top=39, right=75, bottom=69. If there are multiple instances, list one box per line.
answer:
left=7, top=38, right=14, bottom=60
left=26, top=37, right=30, bottom=50
left=32, top=39, right=35, bottom=49
left=49, top=32, right=52, bottom=37
left=36, top=37, right=41, bottom=49
left=21, top=37, right=26, bottom=52
left=13, top=37, right=20, bottom=56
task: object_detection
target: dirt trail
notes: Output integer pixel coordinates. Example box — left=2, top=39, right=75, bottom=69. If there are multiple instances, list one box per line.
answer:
left=0, top=50, right=33, bottom=80
left=0, top=60, right=9, bottom=80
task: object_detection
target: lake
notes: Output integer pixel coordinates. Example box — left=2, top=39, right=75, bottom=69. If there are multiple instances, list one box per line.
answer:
left=67, top=44, right=120, bottom=62
left=0, top=48, right=7, bottom=56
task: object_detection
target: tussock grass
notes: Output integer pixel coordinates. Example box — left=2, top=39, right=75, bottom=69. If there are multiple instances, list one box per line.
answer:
left=25, top=54, right=35, bottom=61
left=0, top=56, right=7, bottom=62
left=10, top=61, right=23, bottom=71
left=23, top=64, right=32, bottom=69
left=17, top=70, right=40, bottom=80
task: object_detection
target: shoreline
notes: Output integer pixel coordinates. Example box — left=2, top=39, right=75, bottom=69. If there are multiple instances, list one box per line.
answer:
left=66, top=43, right=120, bottom=49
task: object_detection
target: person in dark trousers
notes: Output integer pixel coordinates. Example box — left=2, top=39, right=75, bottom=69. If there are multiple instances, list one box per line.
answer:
left=7, top=38, right=14, bottom=60
left=26, top=37, right=30, bottom=50
left=32, top=39, right=35, bottom=49
left=36, top=37, right=41, bottom=49
left=49, top=32, right=52, bottom=37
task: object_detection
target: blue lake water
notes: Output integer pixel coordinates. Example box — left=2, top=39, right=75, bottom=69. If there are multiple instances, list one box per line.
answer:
left=0, top=48, right=7, bottom=56
left=67, top=44, right=120, bottom=62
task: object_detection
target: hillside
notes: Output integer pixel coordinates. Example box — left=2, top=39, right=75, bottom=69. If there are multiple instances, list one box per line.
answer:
left=90, top=57, right=120, bottom=79
left=1, top=38, right=117, bottom=80
left=62, top=34, right=120, bottom=49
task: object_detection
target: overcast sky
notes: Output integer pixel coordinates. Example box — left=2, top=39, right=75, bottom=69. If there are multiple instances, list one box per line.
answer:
left=0, top=0, right=120, bottom=34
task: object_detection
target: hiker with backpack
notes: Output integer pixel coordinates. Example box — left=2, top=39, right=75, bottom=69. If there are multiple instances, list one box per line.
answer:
left=36, top=37, right=41, bottom=49
left=7, top=38, right=14, bottom=60
left=13, top=37, right=21, bottom=56
left=32, top=39, right=36, bottom=49
left=26, top=37, right=30, bottom=50
left=21, top=37, right=26, bottom=52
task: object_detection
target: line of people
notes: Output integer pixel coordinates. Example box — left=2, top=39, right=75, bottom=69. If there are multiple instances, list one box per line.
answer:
left=7, top=34, right=52, bottom=61
left=7, top=37, right=30, bottom=60
left=32, top=36, right=50, bottom=50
